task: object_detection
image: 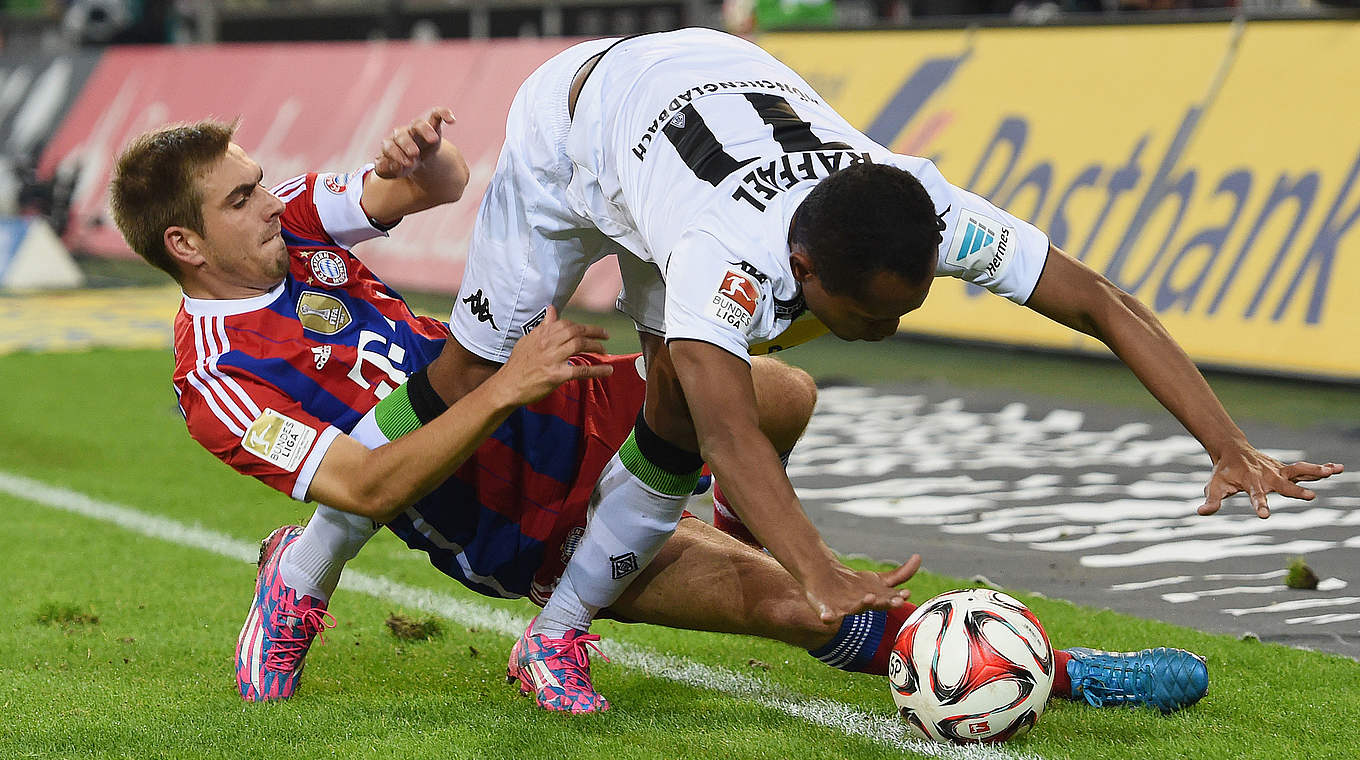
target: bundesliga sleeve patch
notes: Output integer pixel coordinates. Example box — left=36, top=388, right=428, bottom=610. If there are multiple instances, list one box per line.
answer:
left=242, top=408, right=317, bottom=473
left=707, top=269, right=760, bottom=332
left=945, top=209, right=1016, bottom=281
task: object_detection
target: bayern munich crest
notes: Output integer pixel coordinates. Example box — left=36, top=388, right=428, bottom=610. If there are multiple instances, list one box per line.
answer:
left=322, top=172, right=349, bottom=194
left=309, top=250, right=349, bottom=286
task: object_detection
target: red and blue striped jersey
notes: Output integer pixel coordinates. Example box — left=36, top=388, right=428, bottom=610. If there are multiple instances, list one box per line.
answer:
left=386, top=352, right=645, bottom=602
left=173, top=167, right=451, bottom=501
left=172, top=167, right=650, bottom=601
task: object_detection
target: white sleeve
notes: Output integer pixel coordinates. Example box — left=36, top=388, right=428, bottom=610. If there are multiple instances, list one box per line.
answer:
left=890, top=155, right=1050, bottom=304
left=661, top=232, right=763, bottom=365
left=313, top=164, right=390, bottom=251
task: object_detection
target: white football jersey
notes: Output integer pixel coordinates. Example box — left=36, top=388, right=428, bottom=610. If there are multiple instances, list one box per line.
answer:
left=566, top=28, right=1050, bottom=361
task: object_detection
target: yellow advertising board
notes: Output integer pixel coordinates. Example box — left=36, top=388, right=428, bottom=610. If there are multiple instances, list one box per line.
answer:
left=761, top=22, right=1360, bottom=380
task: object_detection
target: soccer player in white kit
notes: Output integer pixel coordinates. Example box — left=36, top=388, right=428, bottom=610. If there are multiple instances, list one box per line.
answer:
left=420, top=29, right=1342, bottom=713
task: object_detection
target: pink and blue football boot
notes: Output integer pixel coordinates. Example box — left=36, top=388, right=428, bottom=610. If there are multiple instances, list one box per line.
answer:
left=507, top=620, right=611, bottom=714
left=235, top=525, right=336, bottom=702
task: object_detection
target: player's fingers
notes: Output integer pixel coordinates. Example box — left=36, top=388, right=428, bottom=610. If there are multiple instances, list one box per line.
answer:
left=817, top=600, right=836, bottom=624
left=880, top=554, right=922, bottom=587
left=570, top=364, right=614, bottom=381
left=392, top=131, right=421, bottom=160
left=1273, top=479, right=1316, bottom=501
left=426, top=106, right=455, bottom=131
left=412, top=119, right=441, bottom=149
left=1249, top=489, right=1271, bottom=520
left=1283, top=461, right=1344, bottom=482
left=865, top=591, right=908, bottom=612
left=568, top=338, right=607, bottom=356
left=373, top=155, right=398, bottom=179
left=576, top=323, right=611, bottom=340
left=380, top=138, right=413, bottom=170
left=1197, top=479, right=1237, bottom=516
left=549, top=317, right=609, bottom=343
left=1197, top=490, right=1225, bottom=516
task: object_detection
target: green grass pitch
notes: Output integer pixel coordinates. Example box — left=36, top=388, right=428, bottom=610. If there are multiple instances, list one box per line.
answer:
left=1, top=345, right=1357, bottom=760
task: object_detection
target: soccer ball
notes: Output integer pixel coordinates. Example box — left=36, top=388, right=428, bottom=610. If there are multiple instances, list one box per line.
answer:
left=887, top=588, right=1054, bottom=744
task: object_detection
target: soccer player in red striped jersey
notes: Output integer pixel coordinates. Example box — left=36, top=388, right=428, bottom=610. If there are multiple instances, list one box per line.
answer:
left=109, top=108, right=622, bottom=700
left=108, top=107, right=922, bottom=707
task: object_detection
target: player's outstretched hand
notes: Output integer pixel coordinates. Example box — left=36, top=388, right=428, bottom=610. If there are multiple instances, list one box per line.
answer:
left=1197, top=444, right=1344, bottom=519
left=375, top=106, right=455, bottom=179
left=495, top=306, right=612, bottom=406
left=802, top=554, right=921, bottom=624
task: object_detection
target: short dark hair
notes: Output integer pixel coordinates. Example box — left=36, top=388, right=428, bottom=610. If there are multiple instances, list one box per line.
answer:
left=789, top=162, right=943, bottom=297
left=109, top=119, right=238, bottom=282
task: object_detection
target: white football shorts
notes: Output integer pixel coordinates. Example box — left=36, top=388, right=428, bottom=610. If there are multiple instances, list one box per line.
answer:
left=450, top=38, right=667, bottom=363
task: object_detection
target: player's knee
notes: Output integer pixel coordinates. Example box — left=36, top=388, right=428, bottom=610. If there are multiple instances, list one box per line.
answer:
left=752, top=357, right=817, bottom=451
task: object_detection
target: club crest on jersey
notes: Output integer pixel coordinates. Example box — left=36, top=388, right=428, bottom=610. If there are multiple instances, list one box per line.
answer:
left=242, top=408, right=316, bottom=473
left=322, top=172, right=350, bottom=195
left=708, top=269, right=760, bottom=332
left=297, top=292, right=352, bottom=335
left=308, top=249, right=349, bottom=286
left=945, top=209, right=1015, bottom=281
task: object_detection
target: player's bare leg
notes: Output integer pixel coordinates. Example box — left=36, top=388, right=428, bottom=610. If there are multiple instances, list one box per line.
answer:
left=516, top=340, right=817, bottom=712
left=425, top=335, right=502, bottom=407
left=610, top=518, right=913, bottom=674
left=710, top=352, right=816, bottom=546
left=611, top=520, right=1207, bottom=712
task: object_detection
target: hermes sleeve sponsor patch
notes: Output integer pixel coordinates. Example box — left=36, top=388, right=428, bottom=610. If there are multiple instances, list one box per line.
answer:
left=241, top=408, right=317, bottom=473
left=945, top=209, right=1016, bottom=281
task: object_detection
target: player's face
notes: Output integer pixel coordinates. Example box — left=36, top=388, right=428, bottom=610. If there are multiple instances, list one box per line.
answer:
left=194, top=143, right=287, bottom=291
left=803, top=269, right=931, bottom=342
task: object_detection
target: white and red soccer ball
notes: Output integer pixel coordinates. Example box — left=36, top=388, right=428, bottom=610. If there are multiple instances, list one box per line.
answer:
left=888, top=589, right=1054, bottom=744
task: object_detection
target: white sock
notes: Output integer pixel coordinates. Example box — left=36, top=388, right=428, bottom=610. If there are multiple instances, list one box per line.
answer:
left=534, top=447, right=695, bottom=638
left=276, top=405, right=390, bottom=601
left=279, top=505, right=380, bottom=600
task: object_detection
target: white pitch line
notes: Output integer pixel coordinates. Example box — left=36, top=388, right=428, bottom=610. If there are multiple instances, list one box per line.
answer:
left=0, top=471, right=1032, bottom=760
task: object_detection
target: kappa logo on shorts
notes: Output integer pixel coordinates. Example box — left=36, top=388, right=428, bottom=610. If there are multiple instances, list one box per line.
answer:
left=461, top=289, right=499, bottom=330
left=610, top=552, right=639, bottom=580
left=522, top=306, right=548, bottom=335
left=308, top=250, right=349, bottom=286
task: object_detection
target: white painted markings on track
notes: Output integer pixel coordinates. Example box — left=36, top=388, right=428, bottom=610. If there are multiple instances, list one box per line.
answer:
left=792, top=387, right=1359, bottom=641
left=0, top=471, right=1033, bottom=760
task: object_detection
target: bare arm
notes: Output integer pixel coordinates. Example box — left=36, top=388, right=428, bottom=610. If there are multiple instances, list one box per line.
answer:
left=361, top=107, right=470, bottom=225
left=307, top=309, right=611, bottom=522
left=1025, top=244, right=1343, bottom=517
left=669, top=339, right=917, bottom=622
